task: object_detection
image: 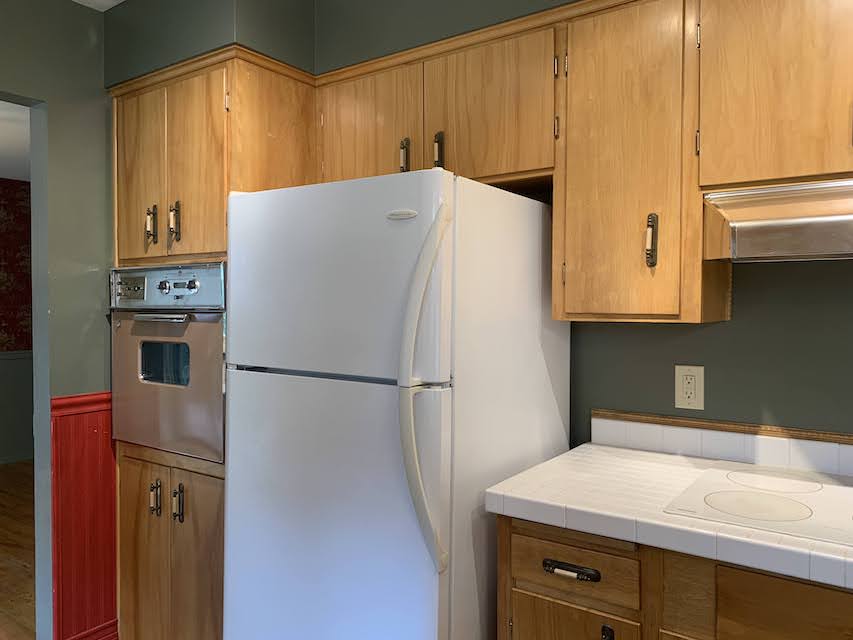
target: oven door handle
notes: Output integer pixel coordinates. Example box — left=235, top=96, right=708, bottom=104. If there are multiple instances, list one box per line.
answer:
left=132, top=313, right=190, bottom=324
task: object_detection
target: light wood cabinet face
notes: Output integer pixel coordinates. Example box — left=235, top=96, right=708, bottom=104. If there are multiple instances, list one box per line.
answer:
left=118, top=458, right=171, bottom=640
left=116, top=88, right=167, bottom=261
left=170, top=470, right=224, bottom=640
left=699, top=0, right=853, bottom=186
left=318, top=64, right=424, bottom=182
left=424, top=28, right=555, bottom=179
left=230, top=60, right=317, bottom=191
left=562, top=0, right=683, bottom=317
left=717, top=566, right=853, bottom=640
left=165, top=66, right=228, bottom=257
left=512, top=590, right=640, bottom=640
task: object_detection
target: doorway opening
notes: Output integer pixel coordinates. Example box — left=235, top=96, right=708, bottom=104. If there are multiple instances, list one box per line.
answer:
left=0, top=98, right=34, bottom=640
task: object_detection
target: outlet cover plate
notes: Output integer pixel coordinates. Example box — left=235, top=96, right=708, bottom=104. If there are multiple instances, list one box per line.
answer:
left=675, top=365, right=704, bottom=410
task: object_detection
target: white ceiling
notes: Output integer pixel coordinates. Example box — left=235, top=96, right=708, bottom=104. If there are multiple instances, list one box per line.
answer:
left=0, top=102, right=30, bottom=182
left=71, top=0, right=127, bottom=11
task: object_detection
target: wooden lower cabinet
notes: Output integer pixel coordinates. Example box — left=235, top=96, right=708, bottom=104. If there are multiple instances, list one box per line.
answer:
left=499, top=517, right=853, bottom=640
left=118, top=443, right=225, bottom=640
left=513, top=590, right=640, bottom=640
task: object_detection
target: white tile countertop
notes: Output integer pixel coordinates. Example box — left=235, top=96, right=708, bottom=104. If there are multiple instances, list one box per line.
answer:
left=486, top=443, right=853, bottom=589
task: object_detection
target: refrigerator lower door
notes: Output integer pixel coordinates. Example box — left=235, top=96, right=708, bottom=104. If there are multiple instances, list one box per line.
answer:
left=224, top=369, right=451, bottom=640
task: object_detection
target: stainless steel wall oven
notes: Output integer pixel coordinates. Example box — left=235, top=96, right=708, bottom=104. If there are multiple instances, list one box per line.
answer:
left=110, top=263, right=225, bottom=462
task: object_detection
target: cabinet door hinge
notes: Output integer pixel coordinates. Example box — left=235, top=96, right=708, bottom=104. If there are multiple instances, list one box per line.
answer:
left=554, top=115, right=560, bottom=139
left=224, top=92, right=231, bottom=111
left=564, top=52, right=568, bottom=76
left=509, top=618, right=514, bottom=638
left=553, top=56, right=558, bottom=78
left=561, top=262, right=566, bottom=285
left=319, top=112, right=325, bottom=127
left=695, top=129, right=701, bottom=155
left=696, top=23, right=701, bottom=49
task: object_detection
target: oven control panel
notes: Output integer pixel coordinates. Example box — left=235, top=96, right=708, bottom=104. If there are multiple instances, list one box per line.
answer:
left=111, top=263, right=225, bottom=310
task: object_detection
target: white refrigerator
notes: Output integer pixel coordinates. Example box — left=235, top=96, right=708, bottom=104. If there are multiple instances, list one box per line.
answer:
left=224, top=169, right=570, bottom=640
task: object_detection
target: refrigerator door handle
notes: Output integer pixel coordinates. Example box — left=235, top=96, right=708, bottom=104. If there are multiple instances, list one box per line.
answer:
left=399, top=386, right=449, bottom=574
left=397, top=198, right=452, bottom=388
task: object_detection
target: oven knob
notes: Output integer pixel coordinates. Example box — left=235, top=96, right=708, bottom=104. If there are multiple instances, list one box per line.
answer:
left=158, top=280, right=171, bottom=294
left=186, top=279, right=200, bottom=292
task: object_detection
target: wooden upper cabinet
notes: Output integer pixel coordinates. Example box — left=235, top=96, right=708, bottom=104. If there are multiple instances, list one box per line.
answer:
left=165, top=66, right=228, bottom=257
left=424, top=28, right=555, bottom=179
left=699, top=0, right=853, bottom=186
left=113, top=51, right=318, bottom=265
left=230, top=59, right=317, bottom=191
left=170, top=470, right=224, bottom=640
left=318, top=64, right=424, bottom=181
left=562, top=0, right=683, bottom=317
left=116, top=88, right=167, bottom=260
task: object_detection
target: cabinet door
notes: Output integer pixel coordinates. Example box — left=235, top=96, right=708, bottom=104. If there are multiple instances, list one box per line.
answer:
left=118, top=458, right=171, bottom=640
left=170, top=469, right=224, bottom=640
left=700, top=0, right=853, bottom=185
left=116, top=88, right=167, bottom=261
left=424, top=28, right=555, bottom=179
left=318, top=64, right=424, bottom=181
left=512, top=590, right=640, bottom=640
left=717, top=566, right=853, bottom=640
left=165, top=66, right=228, bottom=257
left=562, top=0, right=683, bottom=316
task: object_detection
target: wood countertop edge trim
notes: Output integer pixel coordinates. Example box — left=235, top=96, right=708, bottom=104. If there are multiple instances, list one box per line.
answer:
left=592, top=409, right=853, bottom=446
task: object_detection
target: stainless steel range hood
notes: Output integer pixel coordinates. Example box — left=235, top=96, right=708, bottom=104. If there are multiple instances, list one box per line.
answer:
left=704, top=179, right=853, bottom=262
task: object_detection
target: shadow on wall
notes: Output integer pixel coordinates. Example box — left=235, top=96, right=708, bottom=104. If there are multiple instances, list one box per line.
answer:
left=0, top=177, right=33, bottom=463
left=571, top=260, right=853, bottom=446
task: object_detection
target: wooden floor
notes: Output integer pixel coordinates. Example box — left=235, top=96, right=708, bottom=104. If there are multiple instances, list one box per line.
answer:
left=0, top=461, right=35, bottom=640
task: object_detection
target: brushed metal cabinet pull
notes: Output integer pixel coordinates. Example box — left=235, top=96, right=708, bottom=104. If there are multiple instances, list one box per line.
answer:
left=145, top=205, right=159, bottom=244
left=172, top=483, right=185, bottom=523
left=433, top=131, right=445, bottom=168
left=148, top=479, right=162, bottom=516
left=169, top=200, right=182, bottom=243
left=645, top=213, right=659, bottom=268
left=399, top=137, right=411, bottom=172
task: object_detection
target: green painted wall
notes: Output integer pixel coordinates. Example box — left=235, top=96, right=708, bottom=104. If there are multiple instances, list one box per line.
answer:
left=1, top=1, right=109, bottom=636
left=313, top=0, right=580, bottom=72
left=104, top=0, right=315, bottom=86
left=571, top=261, right=853, bottom=446
left=104, top=0, right=236, bottom=87
left=0, top=353, right=33, bottom=464
left=236, top=0, right=315, bottom=73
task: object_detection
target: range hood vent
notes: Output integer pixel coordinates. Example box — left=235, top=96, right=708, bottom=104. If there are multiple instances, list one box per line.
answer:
left=704, top=179, right=853, bottom=262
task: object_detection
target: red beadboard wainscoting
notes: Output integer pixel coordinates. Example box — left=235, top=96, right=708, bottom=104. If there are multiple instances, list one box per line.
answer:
left=51, top=392, right=117, bottom=640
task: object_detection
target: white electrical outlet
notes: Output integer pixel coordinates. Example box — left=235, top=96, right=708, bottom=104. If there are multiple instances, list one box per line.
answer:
left=675, top=365, right=704, bottom=410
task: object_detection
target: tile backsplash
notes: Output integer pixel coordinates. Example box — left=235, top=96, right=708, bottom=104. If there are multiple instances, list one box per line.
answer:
left=592, top=416, right=853, bottom=476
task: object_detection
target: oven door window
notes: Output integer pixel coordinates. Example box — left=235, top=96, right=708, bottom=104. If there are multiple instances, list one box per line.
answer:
left=140, top=341, right=190, bottom=386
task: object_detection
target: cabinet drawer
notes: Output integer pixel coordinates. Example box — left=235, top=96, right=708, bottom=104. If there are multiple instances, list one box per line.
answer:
left=511, top=534, right=640, bottom=610
left=512, top=589, right=640, bottom=640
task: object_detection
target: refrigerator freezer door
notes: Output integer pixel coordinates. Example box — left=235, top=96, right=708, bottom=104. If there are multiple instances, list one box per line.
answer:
left=224, top=369, right=450, bottom=640
left=227, top=169, right=453, bottom=384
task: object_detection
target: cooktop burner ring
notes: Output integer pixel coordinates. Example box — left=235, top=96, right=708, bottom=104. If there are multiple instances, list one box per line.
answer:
left=704, top=490, right=814, bottom=522
left=726, top=470, right=824, bottom=494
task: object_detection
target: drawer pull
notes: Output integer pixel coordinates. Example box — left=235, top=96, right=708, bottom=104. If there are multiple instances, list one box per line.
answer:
left=542, top=558, right=601, bottom=582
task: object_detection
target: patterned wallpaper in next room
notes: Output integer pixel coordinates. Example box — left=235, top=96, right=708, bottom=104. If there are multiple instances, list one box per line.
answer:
left=0, top=178, right=31, bottom=351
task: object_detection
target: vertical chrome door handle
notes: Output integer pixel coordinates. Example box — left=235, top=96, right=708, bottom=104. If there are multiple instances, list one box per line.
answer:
left=148, top=479, right=162, bottom=516
left=399, top=137, right=411, bottom=172
left=169, top=200, right=182, bottom=243
left=645, top=213, right=659, bottom=268
left=171, top=483, right=185, bottom=523
left=433, top=131, right=445, bottom=168
left=145, top=205, right=159, bottom=244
